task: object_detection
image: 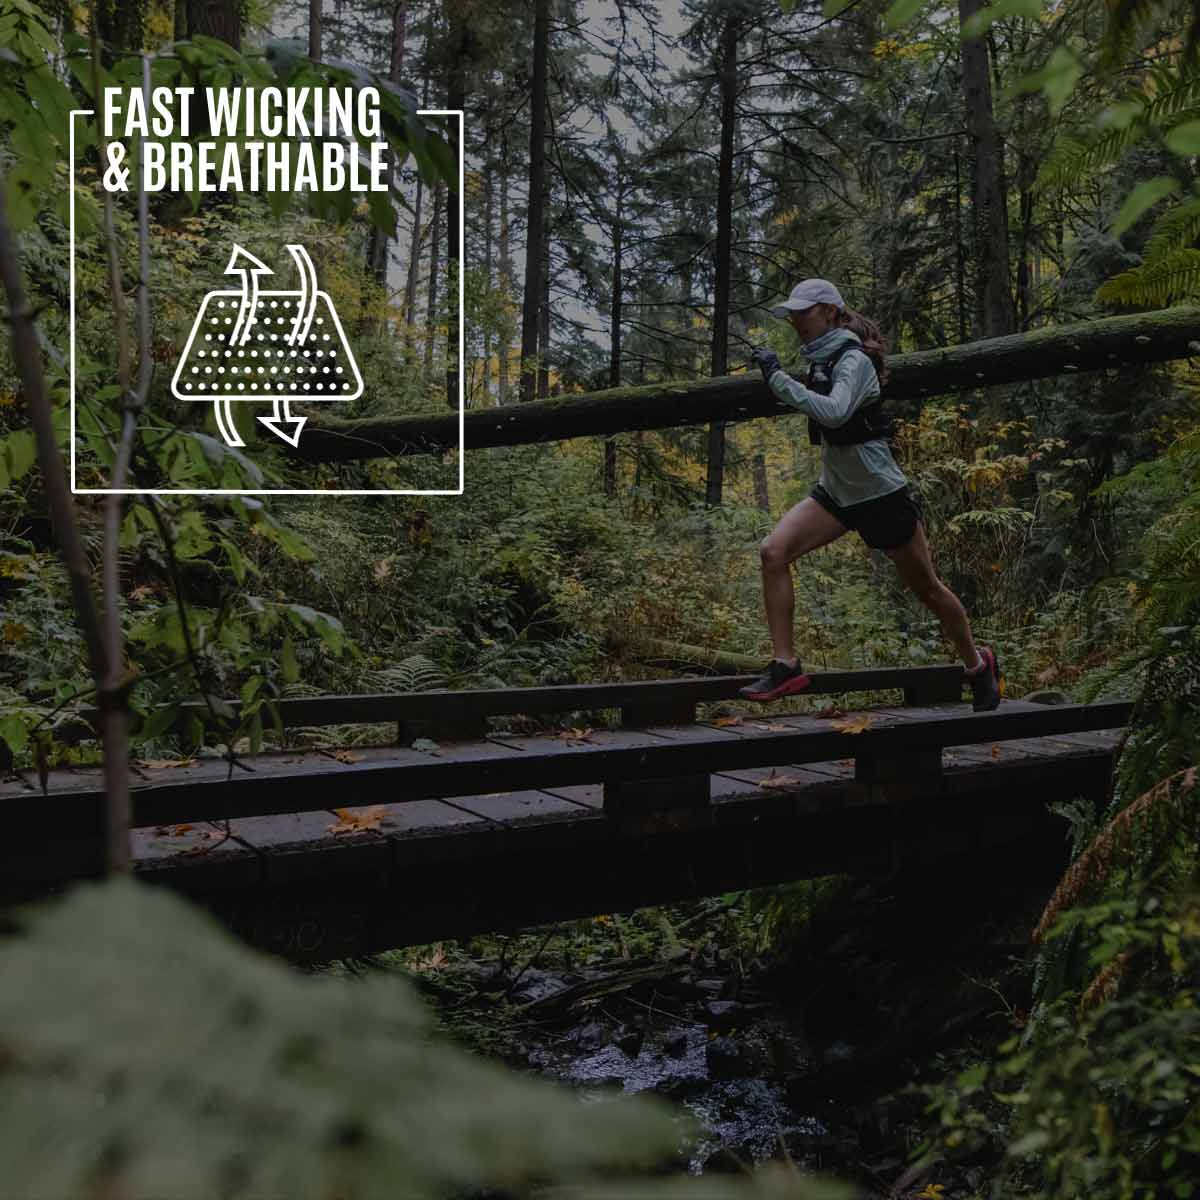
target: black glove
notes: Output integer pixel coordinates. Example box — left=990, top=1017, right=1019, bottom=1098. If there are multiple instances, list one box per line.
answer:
left=750, top=347, right=781, bottom=385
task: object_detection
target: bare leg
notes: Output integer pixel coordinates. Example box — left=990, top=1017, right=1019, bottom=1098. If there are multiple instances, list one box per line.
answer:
left=759, top=498, right=848, bottom=662
left=885, top=523, right=981, bottom=668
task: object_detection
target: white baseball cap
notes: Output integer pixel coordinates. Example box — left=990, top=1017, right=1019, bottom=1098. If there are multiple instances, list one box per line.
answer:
left=769, top=278, right=846, bottom=319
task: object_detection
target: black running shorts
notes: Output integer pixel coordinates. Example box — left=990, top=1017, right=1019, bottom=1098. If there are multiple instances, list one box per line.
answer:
left=810, top=483, right=922, bottom=551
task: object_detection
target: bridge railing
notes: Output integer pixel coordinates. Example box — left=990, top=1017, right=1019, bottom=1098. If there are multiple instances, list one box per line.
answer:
left=65, top=664, right=968, bottom=748
left=19, top=694, right=1131, bottom=842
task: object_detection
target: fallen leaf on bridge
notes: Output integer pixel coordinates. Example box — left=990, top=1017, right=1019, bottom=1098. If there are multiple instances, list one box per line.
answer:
left=139, top=758, right=196, bottom=769
left=991, top=743, right=1002, bottom=759
left=713, top=716, right=743, bottom=727
left=759, top=770, right=803, bottom=789
left=558, top=727, right=594, bottom=742
left=327, top=806, right=388, bottom=834
left=832, top=715, right=873, bottom=734
left=332, top=750, right=363, bottom=764
left=814, top=704, right=846, bottom=719
left=752, top=722, right=791, bottom=732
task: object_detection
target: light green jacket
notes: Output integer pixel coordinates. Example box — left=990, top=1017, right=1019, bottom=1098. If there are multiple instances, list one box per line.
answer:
left=768, top=327, right=908, bottom=508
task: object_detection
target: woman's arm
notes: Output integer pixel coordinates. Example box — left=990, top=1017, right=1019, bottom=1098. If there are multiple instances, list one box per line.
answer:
left=768, top=351, right=879, bottom=428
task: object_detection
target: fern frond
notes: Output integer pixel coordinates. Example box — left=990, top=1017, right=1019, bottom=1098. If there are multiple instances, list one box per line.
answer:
left=1095, top=248, right=1200, bottom=307
left=1143, top=194, right=1200, bottom=261
left=1038, top=128, right=1142, bottom=194
left=1097, top=0, right=1156, bottom=74
left=366, top=654, right=447, bottom=693
left=1036, top=64, right=1200, bottom=195
left=1033, top=766, right=1198, bottom=943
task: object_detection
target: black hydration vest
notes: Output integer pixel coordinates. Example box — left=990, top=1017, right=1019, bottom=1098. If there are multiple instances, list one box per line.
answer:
left=806, top=342, right=893, bottom=447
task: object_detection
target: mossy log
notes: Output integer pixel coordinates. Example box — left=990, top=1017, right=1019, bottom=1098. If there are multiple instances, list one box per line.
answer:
left=614, top=636, right=764, bottom=675
left=297, top=306, right=1200, bottom=462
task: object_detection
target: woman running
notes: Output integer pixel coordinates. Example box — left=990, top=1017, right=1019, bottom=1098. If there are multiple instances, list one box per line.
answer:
left=741, top=277, right=1001, bottom=711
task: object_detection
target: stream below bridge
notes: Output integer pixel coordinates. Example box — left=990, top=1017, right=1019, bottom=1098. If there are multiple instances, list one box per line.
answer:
left=392, top=842, right=1063, bottom=1194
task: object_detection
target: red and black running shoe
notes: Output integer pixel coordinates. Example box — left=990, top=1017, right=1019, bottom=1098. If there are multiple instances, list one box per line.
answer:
left=969, top=646, right=1003, bottom=712
left=738, top=659, right=812, bottom=702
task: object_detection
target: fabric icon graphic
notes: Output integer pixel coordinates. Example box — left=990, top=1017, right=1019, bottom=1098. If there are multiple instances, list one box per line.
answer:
left=171, top=244, right=363, bottom=448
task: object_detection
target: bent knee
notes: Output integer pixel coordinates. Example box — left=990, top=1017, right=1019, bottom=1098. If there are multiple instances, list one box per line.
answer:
left=760, top=536, right=792, bottom=570
left=911, top=576, right=951, bottom=608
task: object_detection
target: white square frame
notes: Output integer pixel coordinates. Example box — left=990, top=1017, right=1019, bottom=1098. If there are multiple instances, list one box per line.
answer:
left=68, top=106, right=465, bottom=496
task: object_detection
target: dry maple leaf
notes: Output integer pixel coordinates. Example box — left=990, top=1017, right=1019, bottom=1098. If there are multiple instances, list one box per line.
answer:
left=991, top=743, right=1002, bottom=759
left=759, top=770, right=803, bottom=790
left=753, top=722, right=791, bottom=733
left=713, top=716, right=743, bottom=727
left=332, top=750, right=363, bottom=764
left=832, top=715, right=873, bottom=734
left=327, top=805, right=388, bottom=835
left=140, top=758, right=196, bottom=770
left=557, top=727, right=593, bottom=742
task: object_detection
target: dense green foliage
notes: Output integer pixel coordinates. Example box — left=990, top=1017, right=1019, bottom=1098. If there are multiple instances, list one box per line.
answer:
left=2, top=0, right=1200, bottom=1195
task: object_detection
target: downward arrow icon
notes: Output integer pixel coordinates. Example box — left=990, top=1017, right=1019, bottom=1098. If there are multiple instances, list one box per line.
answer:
left=258, top=396, right=307, bottom=447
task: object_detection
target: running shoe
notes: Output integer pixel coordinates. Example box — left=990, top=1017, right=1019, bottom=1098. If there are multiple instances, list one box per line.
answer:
left=969, top=646, right=1002, bottom=712
left=738, top=658, right=812, bottom=702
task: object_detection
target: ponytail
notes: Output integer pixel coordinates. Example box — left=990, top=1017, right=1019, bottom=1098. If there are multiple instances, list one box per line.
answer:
left=839, top=307, right=889, bottom=389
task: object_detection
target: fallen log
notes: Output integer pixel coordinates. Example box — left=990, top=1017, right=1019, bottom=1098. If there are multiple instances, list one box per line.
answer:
left=297, top=306, right=1200, bottom=462
left=613, top=636, right=765, bottom=676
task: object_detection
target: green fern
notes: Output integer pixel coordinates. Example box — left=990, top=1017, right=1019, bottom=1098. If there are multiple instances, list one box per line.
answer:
left=1036, top=63, right=1200, bottom=194
left=1095, top=247, right=1200, bottom=306
left=366, top=655, right=447, bottom=693
left=1142, top=192, right=1200, bottom=260
left=1096, top=0, right=1158, bottom=73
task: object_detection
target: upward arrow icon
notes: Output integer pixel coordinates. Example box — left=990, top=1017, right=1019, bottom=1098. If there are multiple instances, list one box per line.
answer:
left=224, top=245, right=273, bottom=347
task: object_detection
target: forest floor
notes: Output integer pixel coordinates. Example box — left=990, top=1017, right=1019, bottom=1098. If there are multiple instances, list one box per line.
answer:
left=322, top=836, right=1064, bottom=1198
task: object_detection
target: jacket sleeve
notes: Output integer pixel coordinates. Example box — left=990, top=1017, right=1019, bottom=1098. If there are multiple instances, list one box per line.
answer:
left=767, top=350, right=879, bottom=428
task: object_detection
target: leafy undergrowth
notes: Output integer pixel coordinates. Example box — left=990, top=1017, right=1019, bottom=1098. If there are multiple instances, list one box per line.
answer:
left=0, top=877, right=855, bottom=1200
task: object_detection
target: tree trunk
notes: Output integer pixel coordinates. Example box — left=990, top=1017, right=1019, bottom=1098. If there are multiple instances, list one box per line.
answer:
left=498, top=157, right=511, bottom=405
left=186, top=0, right=239, bottom=47
left=959, top=0, right=1012, bottom=338
left=604, top=181, right=623, bottom=498
left=445, top=0, right=467, bottom=409
left=537, top=216, right=551, bottom=399
left=519, top=0, right=550, bottom=402
left=390, top=0, right=407, bottom=78
left=752, top=453, right=769, bottom=513
left=953, top=148, right=966, bottom=344
left=97, top=0, right=145, bottom=52
left=367, top=1, right=407, bottom=287
left=308, top=0, right=321, bottom=59
left=705, top=12, right=738, bottom=505
left=424, top=183, right=442, bottom=376
left=405, top=73, right=429, bottom=340
left=173, top=0, right=187, bottom=41
left=483, top=158, right=494, bottom=405
left=295, top=306, right=1200, bottom=461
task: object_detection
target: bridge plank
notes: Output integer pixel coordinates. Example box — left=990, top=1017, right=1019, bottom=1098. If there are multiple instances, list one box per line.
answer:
left=131, top=822, right=262, bottom=889
left=116, top=742, right=1120, bottom=912
left=440, top=788, right=599, bottom=827
left=222, top=810, right=393, bottom=886
left=7, top=701, right=1131, bottom=835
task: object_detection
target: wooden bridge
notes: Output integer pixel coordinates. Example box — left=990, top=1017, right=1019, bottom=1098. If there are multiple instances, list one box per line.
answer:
left=2, top=665, right=1128, bottom=962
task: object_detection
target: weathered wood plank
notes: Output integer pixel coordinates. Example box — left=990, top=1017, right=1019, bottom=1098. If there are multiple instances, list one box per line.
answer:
left=63, top=666, right=967, bottom=741
left=105, top=748, right=1115, bottom=922
left=132, top=822, right=261, bottom=890
left=223, top=810, right=392, bottom=886
left=12, top=701, right=1131, bottom=835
